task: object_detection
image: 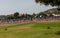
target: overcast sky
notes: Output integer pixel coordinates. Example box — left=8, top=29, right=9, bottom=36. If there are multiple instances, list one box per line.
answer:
left=0, top=0, right=56, bottom=15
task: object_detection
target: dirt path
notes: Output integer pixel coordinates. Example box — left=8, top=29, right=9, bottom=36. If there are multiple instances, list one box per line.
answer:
left=8, top=24, right=32, bottom=30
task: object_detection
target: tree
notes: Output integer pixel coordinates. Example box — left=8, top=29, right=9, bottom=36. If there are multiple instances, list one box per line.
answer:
left=25, top=14, right=32, bottom=18
left=40, top=13, right=47, bottom=19
left=7, top=16, right=14, bottom=19
left=36, top=12, right=47, bottom=19
left=14, top=12, right=19, bottom=19
left=49, top=13, right=54, bottom=17
left=25, top=14, right=33, bottom=21
left=32, top=13, right=36, bottom=18
left=35, top=0, right=60, bottom=9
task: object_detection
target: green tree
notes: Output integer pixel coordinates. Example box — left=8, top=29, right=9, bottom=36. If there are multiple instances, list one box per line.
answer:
left=32, top=13, right=36, bottom=18
left=36, top=12, right=47, bottom=19
left=6, top=16, right=14, bottom=20
left=14, top=12, right=19, bottom=19
left=25, top=14, right=33, bottom=20
left=25, top=14, right=32, bottom=18
left=49, top=13, right=54, bottom=17
left=35, top=0, right=60, bottom=8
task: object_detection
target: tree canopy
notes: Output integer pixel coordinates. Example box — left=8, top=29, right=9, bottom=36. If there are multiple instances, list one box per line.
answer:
left=35, top=0, right=60, bottom=8
left=14, top=12, right=19, bottom=19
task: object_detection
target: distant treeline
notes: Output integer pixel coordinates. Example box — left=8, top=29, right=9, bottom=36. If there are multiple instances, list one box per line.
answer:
left=0, top=11, right=60, bottom=20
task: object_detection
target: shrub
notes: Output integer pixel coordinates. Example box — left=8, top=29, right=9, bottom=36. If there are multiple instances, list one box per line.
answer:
left=4, top=28, right=7, bottom=31
left=47, top=26, right=50, bottom=29
left=55, top=31, right=60, bottom=35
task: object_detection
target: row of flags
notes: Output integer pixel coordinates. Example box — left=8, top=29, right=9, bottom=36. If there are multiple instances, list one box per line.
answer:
left=0, top=16, right=60, bottom=24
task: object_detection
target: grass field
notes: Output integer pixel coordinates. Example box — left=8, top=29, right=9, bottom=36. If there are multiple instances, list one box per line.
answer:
left=0, top=20, right=60, bottom=38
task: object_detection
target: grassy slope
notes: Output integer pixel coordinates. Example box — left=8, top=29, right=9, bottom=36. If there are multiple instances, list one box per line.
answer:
left=0, top=21, right=60, bottom=38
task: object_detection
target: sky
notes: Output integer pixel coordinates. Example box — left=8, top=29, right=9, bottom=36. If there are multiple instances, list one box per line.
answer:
left=0, top=0, right=56, bottom=15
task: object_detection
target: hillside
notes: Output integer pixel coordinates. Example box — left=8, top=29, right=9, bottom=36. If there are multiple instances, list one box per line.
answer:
left=43, top=8, right=60, bottom=14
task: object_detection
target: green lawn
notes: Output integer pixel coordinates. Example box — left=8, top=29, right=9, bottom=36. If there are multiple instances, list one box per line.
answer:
left=0, top=21, right=60, bottom=38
